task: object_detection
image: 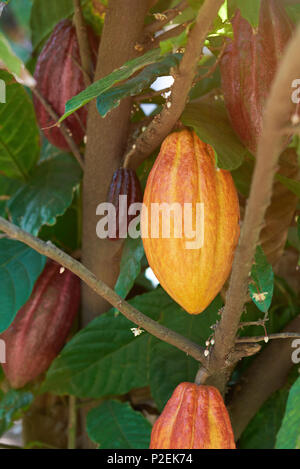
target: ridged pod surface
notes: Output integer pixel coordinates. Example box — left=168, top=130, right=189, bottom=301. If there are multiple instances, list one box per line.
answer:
left=1, top=261, right=80, bottom=388
left=150, top=383, right=236, bottom=449
left=33, top=19, right=99, bottom=151
left=141, top=130, right=240, bottom=314
left=106, top=168, right=143, bottom=240
left=220, top=0, right=293, bottom=154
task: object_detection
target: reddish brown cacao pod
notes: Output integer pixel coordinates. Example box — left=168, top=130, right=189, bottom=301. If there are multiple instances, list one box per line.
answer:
left=33, top=19, right=99, bottom=151
left=150, top=382, right=236, bottom=449
left=106, top=168, right=143, bottom=240
left=1, top=261, right=80, bottom=388
left=141, top=130, right=240, bottom=314
left=220, top=0, right=293, bottom=154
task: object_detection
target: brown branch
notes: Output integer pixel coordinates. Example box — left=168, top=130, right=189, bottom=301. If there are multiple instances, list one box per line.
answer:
left=229, top=314, right=300, bottom=439
left=0, top=216, right=207, bottom=365
left=208, top=25, right=300, bottom=390
left=123, top=0, right=224, bottom=170
left=73, top=0, right=92, bottom=86
left=32, top=88, right=84, bottom=169
left=144, top=0, right=189, bottom=36
left=236, top=332, right=300, bottom=343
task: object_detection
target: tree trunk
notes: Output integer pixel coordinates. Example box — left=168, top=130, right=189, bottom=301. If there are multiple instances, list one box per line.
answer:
left=81, top=0, right=151, bottom=324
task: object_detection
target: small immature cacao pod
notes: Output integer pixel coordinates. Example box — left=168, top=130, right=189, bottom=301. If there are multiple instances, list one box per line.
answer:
left=141, top=130, right=240, bottom=314
left=150, top=382, right=236, bottom=449
left=33, top=19, right=99, bottom=151
left=106, top=168, right=143, bottom=240
left=0, top=261, right=80, bottom=388
left=220, top=0, right=293, bottom=154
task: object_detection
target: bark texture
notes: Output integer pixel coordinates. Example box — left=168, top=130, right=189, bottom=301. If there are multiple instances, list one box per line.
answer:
left=81, top=0, right=151, bottom=324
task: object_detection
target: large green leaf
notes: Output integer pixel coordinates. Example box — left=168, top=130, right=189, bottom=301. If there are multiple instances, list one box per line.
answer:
left=60, top=48, right=163, bottom=121
left=96, top=54, right=181, bottom=117
left=0, top=174, right=24, bottom=217
left=0, top=389, right=33, bottom=437
left=239, top=389, right=289, bottom=449
left=41, top=289, right=170, bottom=397
left=87, top=400, right=152, bottom=449
left=0, top=239, right=46, bottom=332
left=149, top=295, right=222, bottom=410
left=181, top=100, right=248, bottom=170
left=41, top=288, right=217, bottom=399
left=249, top=246, right=274, bottom=314
left=276, top=377, right=300, bottom=449
left=0, top=71, right=40, bottom=179
left=114, top=237, right=145, bottom=301
left=30, top=0, right=74, bottom=49
left=8, top=154, right=82, bottom=236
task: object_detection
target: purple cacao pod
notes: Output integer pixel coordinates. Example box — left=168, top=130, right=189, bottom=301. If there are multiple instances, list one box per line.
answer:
left=106, top=168, right=143, bottom=240
left=33, top=19, right=99, bottom=152
left=1, top=261, right=80, bottom=388
left=220, top=0, right=293, bottom=154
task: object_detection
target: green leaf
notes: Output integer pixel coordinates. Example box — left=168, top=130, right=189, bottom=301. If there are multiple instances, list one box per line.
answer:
left=181, top=99, right=248, bottom=170
left=189, top=56, right=221, bottom=101
left=231, top=157, right=254, bottom=197
left=0, top=32, right=23, bottom=77
left=276, top=377, right=300, bottom=449
left=0, top=390, right=33, bottom=437
left=159, top=29, right=188, bottom=55
left=236, top=0, right=261, bottom=28
left=96, top=54, right=182, bottom=117
left=239, top=389, right=289, bottom=449
left=249, top=246, right=274, bottom=313
left=41, top=289, right=171, bottom=397
left=60, top=49, right=162, bottom=121
left=0, top=71, right=40, bottom=180
left=114, top=237, right=145, bottom=301
left=8, top=154, right=82, bottom=236
left=276, top=174, right=300, bottom=197
left=87, top=400, right=152, bottom=449
left=39, top=192, right=81, bottom=252
left=30, top=0, right=74, bottom=50
left=149, top=295, right=222, bottom=410
left=0, top=239, right=46, bottom=332
left=285, top=4, right=300, bottom=24
left=0, top=174, right=24, bottom=218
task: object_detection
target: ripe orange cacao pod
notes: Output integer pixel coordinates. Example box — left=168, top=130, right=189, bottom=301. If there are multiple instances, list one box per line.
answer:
left=150, top=382, right=236, bottom=449
left=141, top=130, right=240, bottom=315
left=0, top=260, right=80, bottom=388
left=106, top=168, right=143, bottom=240
left=33, top=19, right=99, bottom=151
left=220, top=0, right=293, bottom=154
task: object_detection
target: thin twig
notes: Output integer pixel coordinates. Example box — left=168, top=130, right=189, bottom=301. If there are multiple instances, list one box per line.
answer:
left=133, top=87, right=171, bottom=103
left=0, top=217, right=207, bottom=365
left=32, top=88, right=84, bottom=169
left=73, top=0, right=93, bottom=86
left=196, top=40, right=227, bottom=81
left=209, top=26, right=300, bottom=389
left=144, top=0, right=189, bottom=36
left=236, top=332, right=300, bottom=343
left=123, top=0, right=224, bottom=169
left=68, top=396, right=77, bottom=449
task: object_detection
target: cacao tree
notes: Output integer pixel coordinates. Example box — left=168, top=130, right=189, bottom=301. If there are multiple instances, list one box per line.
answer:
left=0, top=0, right=300, bottom=451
